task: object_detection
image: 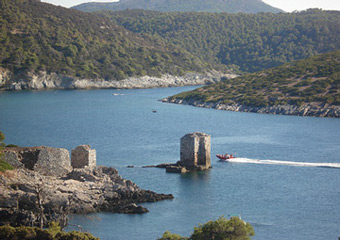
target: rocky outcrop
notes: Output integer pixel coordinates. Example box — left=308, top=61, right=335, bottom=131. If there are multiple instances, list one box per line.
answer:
left=0, top=166, right=173, bottom=227
left=0, top=68, right=76, bottom=91
left=0, top=68, right=237, bottom=91
left=3, top=147, right=72, bottom=177
left=162, top=98, right=340, bottom=118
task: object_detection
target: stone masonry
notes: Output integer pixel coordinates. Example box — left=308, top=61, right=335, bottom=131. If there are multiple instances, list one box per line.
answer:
left=3, top=146, right=72, bottom=177
left=71, top=145, right=96, bottom=169
left=179, top=132, right=211, bottom=170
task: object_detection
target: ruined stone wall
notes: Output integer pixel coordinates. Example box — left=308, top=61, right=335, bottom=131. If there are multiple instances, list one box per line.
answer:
left=71, top=145, right=96, bottom=169
left=180, top=134, right=198, bottom=167
left=180, top=132, right=211, bottom=170
left=3, top=146, right=72, bottom=177
left=197, top=134, right=211, bottom=168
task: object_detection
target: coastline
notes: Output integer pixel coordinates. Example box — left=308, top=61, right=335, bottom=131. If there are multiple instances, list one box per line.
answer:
left=0, top=166, right=174, bottom=227
left=0, top=68, right=237, bottom=91
left=0, top=146, right=173, bottom=227
left=162, top=98, right=340, bottom=118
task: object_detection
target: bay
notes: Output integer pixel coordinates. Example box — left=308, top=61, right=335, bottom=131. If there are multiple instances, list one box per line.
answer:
left=0, top=86, right=340, bottom=240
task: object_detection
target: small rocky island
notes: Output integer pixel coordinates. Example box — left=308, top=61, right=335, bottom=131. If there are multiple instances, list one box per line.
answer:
left=0, top=145, right=173, bottom=227
left=145, top=132, right=212, bottom=173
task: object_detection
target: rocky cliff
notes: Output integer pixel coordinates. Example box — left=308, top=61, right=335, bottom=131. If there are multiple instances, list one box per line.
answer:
left=0, top=167, right=173, bottom=227
left=162, top=98, right=340, bottom=118
left=0, top=68, right=235, bottom=91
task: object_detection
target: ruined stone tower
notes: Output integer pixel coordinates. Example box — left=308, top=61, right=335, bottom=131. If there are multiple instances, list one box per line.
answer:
left=71, top=145, right=96, bottom=169
left=179, top=132, right=211, bottom=170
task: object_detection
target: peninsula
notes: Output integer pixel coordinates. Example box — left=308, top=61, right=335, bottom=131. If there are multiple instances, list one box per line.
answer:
left=162, top=51, right=340, bottom=118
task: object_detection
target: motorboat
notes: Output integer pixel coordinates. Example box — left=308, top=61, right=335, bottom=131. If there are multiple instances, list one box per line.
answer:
left=216, top=154, right=235, bottom=161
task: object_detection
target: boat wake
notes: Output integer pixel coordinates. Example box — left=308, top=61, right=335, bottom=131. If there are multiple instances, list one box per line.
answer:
left=224, top=158, right=340, bottom=169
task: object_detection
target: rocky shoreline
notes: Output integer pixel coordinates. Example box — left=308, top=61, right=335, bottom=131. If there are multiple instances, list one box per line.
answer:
left=0, top=146, right=173, bottom=227
left=162, top=98, right=340, bottom=118
left=0, top=68, right=236, bottom=91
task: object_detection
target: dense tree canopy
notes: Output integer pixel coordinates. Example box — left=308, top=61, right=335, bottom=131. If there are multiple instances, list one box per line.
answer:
left=1, top=1, right=340, bottom=84
left=0, top=0, right=206, bottom=80
left=73, top=0, right=283, bottom=14
left=105, top=9, right=340, bottom=73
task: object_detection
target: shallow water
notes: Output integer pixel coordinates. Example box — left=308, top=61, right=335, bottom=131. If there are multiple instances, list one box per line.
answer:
left=1, top=86, right=340, bottom=240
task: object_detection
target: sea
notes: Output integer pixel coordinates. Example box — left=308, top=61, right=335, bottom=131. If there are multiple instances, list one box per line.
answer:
left=1, top=86, right=340, bottom=240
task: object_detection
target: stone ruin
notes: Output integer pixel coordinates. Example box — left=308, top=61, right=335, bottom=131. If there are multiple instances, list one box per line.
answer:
left=3, top=146, right=72, bottom=177
left=165, top=132, right=211, bottom=173
left=71, top=145, right=96, bottom=169
left=179, top=132, right=211, bottom=169
left=3, top=145, right=96, bottom=177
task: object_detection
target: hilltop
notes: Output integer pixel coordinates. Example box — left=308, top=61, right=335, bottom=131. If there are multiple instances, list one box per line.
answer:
left=72, top=0, right=283, bottom=13
left=163, top=50, right=340, bottom=118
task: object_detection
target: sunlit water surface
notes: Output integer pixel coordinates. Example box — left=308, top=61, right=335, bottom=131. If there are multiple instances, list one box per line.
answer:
left=1, top=86, right=340, bottom=240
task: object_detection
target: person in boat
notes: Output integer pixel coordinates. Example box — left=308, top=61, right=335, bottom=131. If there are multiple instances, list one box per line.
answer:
left=230, top=154, right=233, bottom=158
left=224, top=153, right=229, bottom=159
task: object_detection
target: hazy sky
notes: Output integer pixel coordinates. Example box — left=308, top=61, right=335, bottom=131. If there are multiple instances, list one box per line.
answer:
left=41, top=0, right=340, bottom=12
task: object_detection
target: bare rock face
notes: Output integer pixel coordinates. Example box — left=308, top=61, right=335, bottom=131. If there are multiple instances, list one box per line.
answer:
left=0, top=145, right=173, bottom=227
left=0, top=67, right=233, bottom=91
left=164, top=98, right=340, bottom=118
left=71, top=145, right=96, bottom=169
left=3, top=147, right=72, bottom=177
left=0, top=166, right=174, bottom=227
left=178, top=132, right=211, bottom=170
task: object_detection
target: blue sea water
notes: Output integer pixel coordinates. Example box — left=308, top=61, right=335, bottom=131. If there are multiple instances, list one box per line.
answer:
left=0, top=86, right=340, bottom=240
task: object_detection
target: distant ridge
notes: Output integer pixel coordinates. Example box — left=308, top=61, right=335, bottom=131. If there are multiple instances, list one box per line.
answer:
left=72, top=0, right=284, bottom=13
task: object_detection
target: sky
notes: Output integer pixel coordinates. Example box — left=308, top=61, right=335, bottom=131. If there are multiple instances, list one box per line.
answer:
left=41, top=0, right=340, bottom=12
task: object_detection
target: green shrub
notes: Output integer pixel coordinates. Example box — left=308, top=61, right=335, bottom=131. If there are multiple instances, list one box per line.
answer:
left=0, top=131, right=14, bottom=172
left=0, top=223, right=99, bottom=240
left=5, top=144, right=18, bottom=147
left=158, top=216, right=254, bottom=240
left=191, top=216, right=254, bottom=240
left=158, top=231, right=188, bottom=240
left=0, top=159, right=14, bottom=172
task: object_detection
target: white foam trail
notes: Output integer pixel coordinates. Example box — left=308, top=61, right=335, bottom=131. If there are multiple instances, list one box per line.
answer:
left=224, top=158, right=340, bottom=168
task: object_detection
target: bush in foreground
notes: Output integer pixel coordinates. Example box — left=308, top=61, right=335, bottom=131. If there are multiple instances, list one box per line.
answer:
left=0, top=222, right=99, bottom=240
left=0, top=159, right=14, bottom=172
left=0, top=131, right=14, bottom=172
left=158, top=216, right=254, bottom=240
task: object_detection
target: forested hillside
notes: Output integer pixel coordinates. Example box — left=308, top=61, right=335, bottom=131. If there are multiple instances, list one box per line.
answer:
left=0, top=0, right=206, bottom=80
left=1, top=1, right=340, bottom=86
left=167, top=50, right=340, bottom=107
left=106, top=9, right=340, bottom=73
left=73, top=0, right=283, bottom=13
